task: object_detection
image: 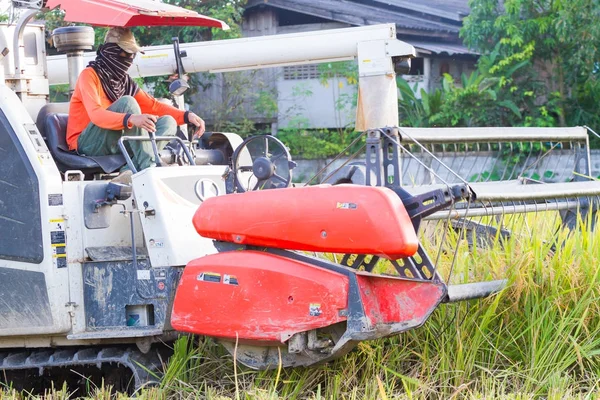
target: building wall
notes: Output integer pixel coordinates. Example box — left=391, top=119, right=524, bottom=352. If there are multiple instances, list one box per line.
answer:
left=190, top=9, right=281, bottom=129
left=277, top=62, right=357, bottom=129
left=275, top=22, right=358, bottom=130
left=243, top=7, right=278, bottom=37
left=189, top=68, right=279, bottom=128
left=400, top=56, right=431, bottom=99
left=429, top=57, right=477, bottom=90
left=192, top=7, right=478, bottom=131
left=400, top=56, right=477, bottom=98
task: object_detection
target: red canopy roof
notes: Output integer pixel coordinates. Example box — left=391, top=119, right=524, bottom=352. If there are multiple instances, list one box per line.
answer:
left=45, top=0, right=230, bottom=29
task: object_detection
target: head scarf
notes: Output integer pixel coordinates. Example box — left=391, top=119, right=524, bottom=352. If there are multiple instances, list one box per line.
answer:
left=88, top=43, right=139, bottom=102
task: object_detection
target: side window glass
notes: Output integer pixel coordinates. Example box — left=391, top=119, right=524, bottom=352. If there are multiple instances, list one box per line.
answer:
left=0, top=110, right=43, bottom=263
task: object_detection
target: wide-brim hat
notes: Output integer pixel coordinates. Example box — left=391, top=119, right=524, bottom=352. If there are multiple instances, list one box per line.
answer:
left=104, top=27, right=145, bottom=54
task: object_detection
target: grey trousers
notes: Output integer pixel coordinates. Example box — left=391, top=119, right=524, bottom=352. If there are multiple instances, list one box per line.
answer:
left=77, top=96, right=177, bottom=171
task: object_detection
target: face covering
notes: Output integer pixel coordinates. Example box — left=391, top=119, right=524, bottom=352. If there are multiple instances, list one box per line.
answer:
left=88, top=43, right=140, bottom=102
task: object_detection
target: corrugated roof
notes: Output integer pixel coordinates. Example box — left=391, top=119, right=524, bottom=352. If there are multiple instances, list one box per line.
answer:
left=246, top=0, right=462, bottom=34
left=367, top=0, right=469, bottom=22
left=411, top=41, right=478, bottom=56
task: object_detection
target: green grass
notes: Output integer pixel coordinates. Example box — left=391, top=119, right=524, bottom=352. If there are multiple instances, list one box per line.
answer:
left=4, top=211, right=600, bottom=399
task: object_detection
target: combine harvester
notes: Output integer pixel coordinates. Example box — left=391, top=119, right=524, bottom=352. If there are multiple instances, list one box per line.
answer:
left=1, top=0, right=599, bottom=391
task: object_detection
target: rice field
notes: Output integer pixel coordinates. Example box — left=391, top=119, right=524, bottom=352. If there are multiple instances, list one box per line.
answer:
left=3, top=211, right=600, bottom=399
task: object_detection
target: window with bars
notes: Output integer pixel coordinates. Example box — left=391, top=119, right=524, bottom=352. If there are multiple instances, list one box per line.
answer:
left=283, top=64, right=320, bottom=80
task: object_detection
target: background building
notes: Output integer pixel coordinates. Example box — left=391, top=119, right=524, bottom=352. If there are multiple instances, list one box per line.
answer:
left=192, top=0, right=478, bottom=132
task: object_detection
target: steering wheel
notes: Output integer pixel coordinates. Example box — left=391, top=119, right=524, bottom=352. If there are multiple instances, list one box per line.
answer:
left=231, top=135, right=295, bottom=192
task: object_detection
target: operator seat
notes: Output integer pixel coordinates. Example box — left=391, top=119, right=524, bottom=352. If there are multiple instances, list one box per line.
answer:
left=37, top=104, right=125, bottom=175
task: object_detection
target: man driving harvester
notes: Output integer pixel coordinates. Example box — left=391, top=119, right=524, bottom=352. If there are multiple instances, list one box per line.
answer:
left=66, top=27, right=206, bottom=182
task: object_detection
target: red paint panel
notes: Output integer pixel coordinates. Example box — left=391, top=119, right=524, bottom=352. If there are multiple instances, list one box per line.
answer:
left=356, top=274, right=445, bottom=330
left=46, top=0, right=229, bottom=28
left=194, top=185, right=418, bottom=259
left=171, top=251, right=348, bottom=342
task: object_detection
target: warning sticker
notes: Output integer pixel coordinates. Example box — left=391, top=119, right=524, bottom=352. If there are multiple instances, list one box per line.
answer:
left=309, top=303, right=322, bottom=317
left=52, top=245, right=67, bottom=268
left=336, top=202, right=358, bottom=210
left=139, top=53, right=170, bottom=68
left=149, top=238, right=164, bottom=248
left=223, top=274, right=239, bottom=286
left=50, top=219, right=66, bottom=268
left=141, top=53, right=169, bottom=60
left=48, top=194, right=63, bottom=206
left=197, top=272, right=221, bottom=283
left=50, top=218, right=65, bottom=230
left=56, top=257, right=67, bottom=268
left=137, top=270, right=151, bottom=280
left=51, top=231, right=66, bottom=244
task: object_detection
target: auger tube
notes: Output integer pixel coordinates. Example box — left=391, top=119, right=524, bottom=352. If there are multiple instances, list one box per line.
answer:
left=444, top=279, right=508, bottom=303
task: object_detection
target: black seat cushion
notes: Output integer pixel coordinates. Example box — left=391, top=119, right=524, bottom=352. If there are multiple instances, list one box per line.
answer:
left=44, top=112, right=125, bottom=174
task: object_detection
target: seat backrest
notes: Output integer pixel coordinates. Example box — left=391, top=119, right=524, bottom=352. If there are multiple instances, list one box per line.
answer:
left=45, top=113, right=70, bottom=152
left=43, top=112, right=106, bottom=174
left=42, top=111, right=126, bottom=175
left=36, top=102, right=69, bottom=140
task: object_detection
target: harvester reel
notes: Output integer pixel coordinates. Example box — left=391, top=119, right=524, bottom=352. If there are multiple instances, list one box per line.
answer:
left=231, top=135, right=295, bottom=192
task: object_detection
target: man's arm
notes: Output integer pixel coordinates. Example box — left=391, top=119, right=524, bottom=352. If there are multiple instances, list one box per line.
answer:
left=135, top=89, right=206, bottom=137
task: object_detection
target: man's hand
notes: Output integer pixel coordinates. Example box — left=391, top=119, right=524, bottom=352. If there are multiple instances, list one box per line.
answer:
left=129, top=114, right=158, bottom=133
left=187, top=112, right=206, bottom=139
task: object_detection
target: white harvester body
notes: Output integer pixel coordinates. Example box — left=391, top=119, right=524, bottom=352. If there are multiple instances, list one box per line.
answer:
left=0, top=11, right=413, bottom=357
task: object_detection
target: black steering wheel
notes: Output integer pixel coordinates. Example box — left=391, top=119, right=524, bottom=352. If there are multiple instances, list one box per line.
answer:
left=231, top=135, right=295, bottom=192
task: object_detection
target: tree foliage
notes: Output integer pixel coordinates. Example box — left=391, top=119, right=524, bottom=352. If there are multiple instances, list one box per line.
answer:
left=401, top=0, right=600, bottom=133
left=461, top=0, right=600, bottom=128
left=130, top=0, right=245, bottom=45
left=398, top=46, right=551, bottom=127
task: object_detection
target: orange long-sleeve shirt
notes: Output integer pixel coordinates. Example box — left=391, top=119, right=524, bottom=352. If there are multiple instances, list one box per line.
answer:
left=66, top=67, right=186, bottom=150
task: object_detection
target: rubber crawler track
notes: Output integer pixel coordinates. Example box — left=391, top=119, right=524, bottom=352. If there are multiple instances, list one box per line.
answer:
left=0, top=346, right=164, bottom=390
